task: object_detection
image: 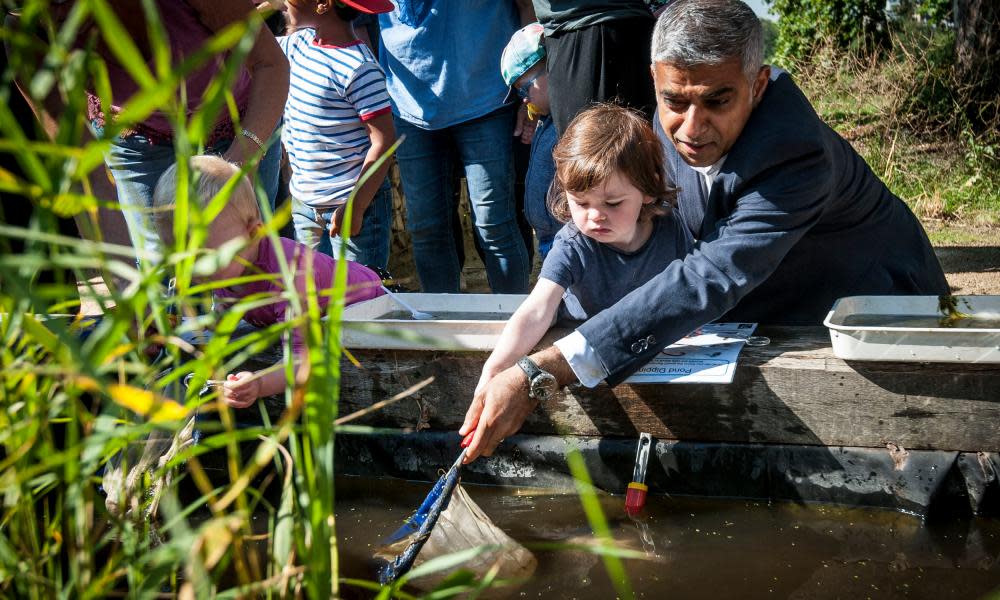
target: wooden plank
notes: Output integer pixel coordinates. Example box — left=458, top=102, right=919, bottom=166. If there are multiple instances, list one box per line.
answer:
left=322, top=326, right=1000, bottom=452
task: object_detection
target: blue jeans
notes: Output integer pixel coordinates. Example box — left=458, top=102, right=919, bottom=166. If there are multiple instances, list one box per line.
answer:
left=103, top=129, right=281, bottom=261
left=524, top=117, right=561, bottom=259
left=393, top=107, right=529, bottom=293
left=290, top=179, right=392, bottom=270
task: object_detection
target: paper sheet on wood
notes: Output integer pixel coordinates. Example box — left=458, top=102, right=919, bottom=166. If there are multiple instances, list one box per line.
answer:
left=624, top=323, right=758, bottom=384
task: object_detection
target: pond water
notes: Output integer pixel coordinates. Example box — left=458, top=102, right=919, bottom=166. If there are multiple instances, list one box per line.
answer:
left=841, top=314, right=1000, bottom=329
left=335, top=477, right=1000, bottom=599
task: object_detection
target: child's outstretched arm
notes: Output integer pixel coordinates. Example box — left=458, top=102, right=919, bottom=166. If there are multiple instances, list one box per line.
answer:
left=331, top=113, right=396, bottom=237
left=476, top=278, right=565, bottom=397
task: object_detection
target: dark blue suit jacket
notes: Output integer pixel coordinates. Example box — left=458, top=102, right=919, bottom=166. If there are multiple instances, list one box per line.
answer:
left=577, top=70, right=949, bottom=385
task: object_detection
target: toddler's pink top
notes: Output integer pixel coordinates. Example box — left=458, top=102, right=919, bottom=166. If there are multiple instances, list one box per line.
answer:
left=214, top=237, right=384, bottom=352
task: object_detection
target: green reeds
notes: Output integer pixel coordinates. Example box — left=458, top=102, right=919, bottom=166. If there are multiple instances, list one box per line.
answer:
left=0, top=2, right=657, bottom=597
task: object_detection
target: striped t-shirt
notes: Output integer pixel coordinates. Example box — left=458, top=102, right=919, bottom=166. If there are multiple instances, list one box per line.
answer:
left=278, top=30, right=392, bottom=209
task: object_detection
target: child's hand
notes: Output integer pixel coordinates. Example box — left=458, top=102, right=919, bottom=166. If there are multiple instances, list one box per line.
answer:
left=222, top=372, right=261, bottom=409
left=329, top=205, right=365, bottom=238
left=514, top=104, right=536, bottom=145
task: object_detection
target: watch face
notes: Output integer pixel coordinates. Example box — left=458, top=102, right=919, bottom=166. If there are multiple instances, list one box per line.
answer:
left=532, top=372, right=559, bottom=400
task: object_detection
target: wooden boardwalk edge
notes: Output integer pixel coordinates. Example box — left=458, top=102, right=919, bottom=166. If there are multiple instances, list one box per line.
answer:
left=328, top=326, right=1000, bottom=453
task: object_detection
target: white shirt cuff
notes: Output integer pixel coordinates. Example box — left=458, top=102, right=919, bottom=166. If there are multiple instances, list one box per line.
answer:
left=554, top=330, right=609, bottom=388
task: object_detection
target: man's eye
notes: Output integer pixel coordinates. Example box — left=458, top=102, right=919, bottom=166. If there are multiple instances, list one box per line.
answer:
left=707, top=98, right=730, bottom=108
left=666, top=101, right=687, bottom=111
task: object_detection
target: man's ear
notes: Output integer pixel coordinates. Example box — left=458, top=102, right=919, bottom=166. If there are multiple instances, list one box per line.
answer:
left=316, top=0, right=331, bottom=14
left=751, top=65, right=771, bottom=107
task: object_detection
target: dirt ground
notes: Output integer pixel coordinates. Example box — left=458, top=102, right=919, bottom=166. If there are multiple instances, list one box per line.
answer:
left=925, top=224, right=1000, bottom=295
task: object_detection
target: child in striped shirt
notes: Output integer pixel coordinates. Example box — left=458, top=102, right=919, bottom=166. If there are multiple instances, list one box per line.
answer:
left=278, top=0, right=396, bottom=269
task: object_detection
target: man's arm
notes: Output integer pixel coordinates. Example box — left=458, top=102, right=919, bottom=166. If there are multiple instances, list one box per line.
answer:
left=461, top=345, right=576, bottom=462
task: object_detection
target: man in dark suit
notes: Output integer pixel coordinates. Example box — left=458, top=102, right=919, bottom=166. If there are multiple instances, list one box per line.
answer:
left=460, top=0, right=948, bottom=461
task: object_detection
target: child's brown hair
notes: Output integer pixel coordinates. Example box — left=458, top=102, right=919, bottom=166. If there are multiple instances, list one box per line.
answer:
left=547, top=103, right=677, bottom=223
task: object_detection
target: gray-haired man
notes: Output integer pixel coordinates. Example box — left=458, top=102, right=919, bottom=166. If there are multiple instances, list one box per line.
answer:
left=460, top=0, right=948, bottom=461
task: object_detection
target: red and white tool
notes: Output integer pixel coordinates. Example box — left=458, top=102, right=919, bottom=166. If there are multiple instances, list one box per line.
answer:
left=625, top=432, right=652, bottom=515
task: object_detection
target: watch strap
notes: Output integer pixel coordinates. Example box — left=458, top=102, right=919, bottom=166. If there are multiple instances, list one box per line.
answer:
left=516, top=356, right=542, bottom=384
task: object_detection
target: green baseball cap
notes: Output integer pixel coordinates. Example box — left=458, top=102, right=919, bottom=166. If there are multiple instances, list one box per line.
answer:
left=500, top=23, right=546, bottom=87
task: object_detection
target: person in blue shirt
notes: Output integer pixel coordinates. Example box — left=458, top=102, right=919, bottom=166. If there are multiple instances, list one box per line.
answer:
left=500, top=23, right=561, bottom=258
left=460, top=0, right=948, bottom=462
left=378, top=1, right=536, bottom=293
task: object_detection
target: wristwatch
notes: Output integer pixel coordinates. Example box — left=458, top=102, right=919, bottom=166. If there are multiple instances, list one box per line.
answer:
left=516, top=356, right=559, bottom=401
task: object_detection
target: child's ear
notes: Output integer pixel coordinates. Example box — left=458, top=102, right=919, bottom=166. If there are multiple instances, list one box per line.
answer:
left=247, top=217, right=264, bottom=237
left=316, top=0, right=331, bottom=14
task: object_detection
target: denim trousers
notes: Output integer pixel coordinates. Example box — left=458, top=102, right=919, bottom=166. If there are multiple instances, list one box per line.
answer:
left=393, top=107, right=530, bottom=293
left=290, top=179, right=392, bottom=270
left=103, top=129, right=281, bottom=261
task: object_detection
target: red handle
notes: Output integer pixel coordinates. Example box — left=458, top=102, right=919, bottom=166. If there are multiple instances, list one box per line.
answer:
left=460, top=430, right=476, bottom=448
left=625, top=482, right=648, bottom=516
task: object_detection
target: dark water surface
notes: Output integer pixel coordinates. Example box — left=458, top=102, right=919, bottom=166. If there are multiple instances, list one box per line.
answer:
left=335, top=477, right=1000, bottom=599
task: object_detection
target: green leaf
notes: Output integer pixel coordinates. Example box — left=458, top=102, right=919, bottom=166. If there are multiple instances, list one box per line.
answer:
left=567, top=447, right=635, bottom=600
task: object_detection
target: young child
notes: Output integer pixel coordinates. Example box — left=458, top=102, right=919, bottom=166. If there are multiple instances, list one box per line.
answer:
left=278, top=0, right=396, bottom=269
left=153, top=155, right=385, bottom=408
left=476, top=104, right=694, bottom=394
left=500, top=22, right=561, bottom=258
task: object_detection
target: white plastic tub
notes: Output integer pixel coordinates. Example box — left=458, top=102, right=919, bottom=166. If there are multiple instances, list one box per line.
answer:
left=341, top=293, right=526, bottom=350
left=823, top=295, right=1000, bottom=363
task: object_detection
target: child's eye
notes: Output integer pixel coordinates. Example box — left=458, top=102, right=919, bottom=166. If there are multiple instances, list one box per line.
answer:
left=605, top=201, right=622, bottom=208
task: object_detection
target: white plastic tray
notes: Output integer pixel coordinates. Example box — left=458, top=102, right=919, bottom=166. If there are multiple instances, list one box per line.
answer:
left=341, top=293, right=526, bottom=350
left=823, top=295, right=1000, bottom=363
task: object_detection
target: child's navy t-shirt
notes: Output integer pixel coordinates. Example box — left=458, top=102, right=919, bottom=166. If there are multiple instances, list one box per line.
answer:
left=539, top=213, right=694, bottom=321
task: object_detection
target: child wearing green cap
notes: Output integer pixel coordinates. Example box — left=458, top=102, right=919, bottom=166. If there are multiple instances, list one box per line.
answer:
left=501, top=23, right=562, bottom=257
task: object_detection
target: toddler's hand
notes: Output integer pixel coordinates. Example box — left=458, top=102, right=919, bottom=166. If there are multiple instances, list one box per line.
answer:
left=222, top=372, right=261, bottom=409
left=514, top=104, right=536, bottom=145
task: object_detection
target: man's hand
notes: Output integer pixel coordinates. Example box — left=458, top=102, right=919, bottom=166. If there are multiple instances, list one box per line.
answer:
left=328, top=204, right=365, bottom=238
left=514, top=103, right=537, bottom=145
left=460, top=364, right=538, bottom=463
left=222, top=371, right=262, bottom=408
